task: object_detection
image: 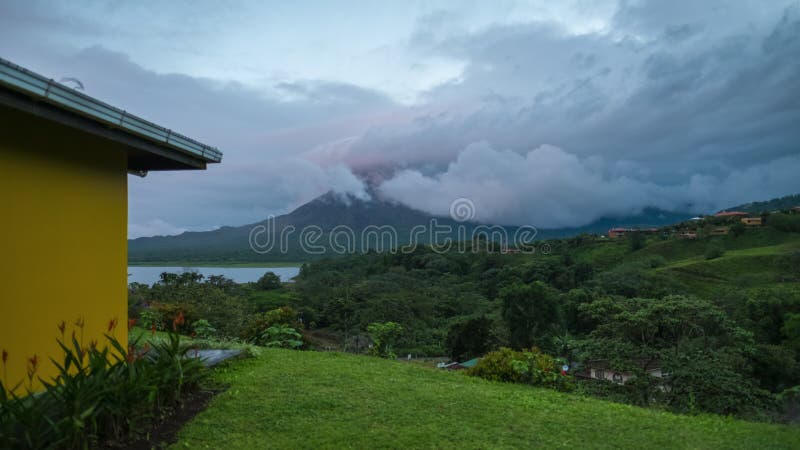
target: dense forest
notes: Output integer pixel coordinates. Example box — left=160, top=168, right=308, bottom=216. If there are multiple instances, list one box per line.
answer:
left=129, top=210, right=800, bottom=421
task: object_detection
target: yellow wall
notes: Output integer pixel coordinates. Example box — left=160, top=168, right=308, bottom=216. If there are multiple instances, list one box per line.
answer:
left=0, top=106, right=128, bottom=392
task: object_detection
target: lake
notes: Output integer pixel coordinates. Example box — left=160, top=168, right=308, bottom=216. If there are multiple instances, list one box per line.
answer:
left=127, top=266, right=300, bottom=285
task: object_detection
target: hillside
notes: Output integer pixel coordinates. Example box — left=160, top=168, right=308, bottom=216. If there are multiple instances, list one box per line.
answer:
left=128, top=191, right=690, bottom=264
left=728, top=193, right=800, bottom=214
left=175, top=349, right=800, bottom=449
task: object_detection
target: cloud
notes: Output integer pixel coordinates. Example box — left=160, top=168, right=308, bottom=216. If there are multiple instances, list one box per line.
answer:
left=380, top=142, right=800, bottom=228
left=0, top=45, right=379, bottom=234
left=3, top=1, right=799, bottom=234
left=324, top=2, right=800, bottom=176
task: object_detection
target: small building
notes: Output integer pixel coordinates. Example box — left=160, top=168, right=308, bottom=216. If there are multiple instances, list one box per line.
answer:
left=0, top=57, right=222, bottom=390
left=741, top=217, right=762, bottom=226
left=709, top=226, right=730, bottom=236
left=579, top=360, right=664, bottom=385
left=460, top=358, right=480, bottom=369
left=791, top=206, right=800, bottom=215
left=608, top=227, right=631, bottom=239
left=678, top=231, right=698, bottom=239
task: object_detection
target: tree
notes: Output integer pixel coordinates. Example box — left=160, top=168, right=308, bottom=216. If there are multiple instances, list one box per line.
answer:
left=705, top=240, right=725, bottom=260
left=580, top=295, right=773, bottom=417
left=730, top=221, right=746, bottom=237
left=367, top=322, right=403, bottom=359
left=445, top=316, right=494, bottom=361
left=326, top=294, right=358, bottom=351
left=629, top=231, right=645, bottom=251
left=782, top=313, right=800, bottom=352
left=500, top=282, right=560, bottom=350
left=256, top=271, right=282, bottom=290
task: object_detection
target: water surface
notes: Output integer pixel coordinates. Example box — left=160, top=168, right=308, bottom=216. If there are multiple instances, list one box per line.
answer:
left=127, top=266, right=300, bottom=285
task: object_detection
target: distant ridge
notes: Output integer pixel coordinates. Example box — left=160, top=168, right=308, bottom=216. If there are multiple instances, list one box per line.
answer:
left=727, top=193, right=800, bottom=214
left=128, top=191, right=701, bottom=263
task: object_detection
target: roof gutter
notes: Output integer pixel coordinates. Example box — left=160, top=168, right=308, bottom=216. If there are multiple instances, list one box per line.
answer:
left=0, top=56, right=222, bottom=165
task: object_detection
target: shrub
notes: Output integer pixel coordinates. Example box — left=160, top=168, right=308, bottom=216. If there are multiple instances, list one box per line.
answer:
left=139, top=308, right=163, bottom=331
left=240, top=307, right=302, bottom=344
left=467, top=347, right=574, bottom=392
left=769, top=213, right=800, bottom=233
left=705, top=240, right=725, bottom=260
left=192, top=319, right=217, bottom=339
left=629, top=231, right=645, bottom=251
left=466, top=347, right=525, bottom=383
left=646, top=256, right=667, bottom=268
left=258, top=326, right=303, bottom=349
left=367, top=322, right=403, bottom=359
left=0, top=322, right=205, bottom=448
left=731, top=222, right=746, bottom=237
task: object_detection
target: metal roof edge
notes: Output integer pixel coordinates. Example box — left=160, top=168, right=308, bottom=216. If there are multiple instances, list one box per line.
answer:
left=0, top=56, right=222, bottom=164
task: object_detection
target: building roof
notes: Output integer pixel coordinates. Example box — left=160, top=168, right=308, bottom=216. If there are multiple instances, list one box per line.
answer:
left=714, top=211, right=748, bottom=217
left=460, top=358, right=480, bottom=368
left=0, top=57, right=222, bottom=171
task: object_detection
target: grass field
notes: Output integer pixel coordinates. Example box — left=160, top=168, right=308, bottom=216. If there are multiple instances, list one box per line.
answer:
left=174, top=349, right=800, bottom=449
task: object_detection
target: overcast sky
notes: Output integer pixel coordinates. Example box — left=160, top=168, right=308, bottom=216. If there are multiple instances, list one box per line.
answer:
left=1, top=1, right=798, bottom=236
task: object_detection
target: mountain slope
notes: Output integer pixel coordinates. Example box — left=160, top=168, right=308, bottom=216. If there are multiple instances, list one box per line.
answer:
left=129, top=192, right=692, bottom=263
left=727, top=193, right=800, bottom=214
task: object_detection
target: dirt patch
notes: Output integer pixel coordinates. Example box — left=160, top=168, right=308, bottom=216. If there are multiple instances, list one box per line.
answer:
left=103, top=387, right=224, bottom=449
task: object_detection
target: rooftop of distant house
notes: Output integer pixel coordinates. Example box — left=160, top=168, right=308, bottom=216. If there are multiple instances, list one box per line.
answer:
left=714, top=211, right=749, bottom=217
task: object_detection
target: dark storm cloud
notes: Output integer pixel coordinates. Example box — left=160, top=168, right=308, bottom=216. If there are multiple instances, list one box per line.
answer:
left=2, top=1, right=798, bottom=233
left=314, top=3, right=800, bottom=225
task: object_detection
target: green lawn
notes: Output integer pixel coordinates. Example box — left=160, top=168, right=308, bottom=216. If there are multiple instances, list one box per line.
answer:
left=174, top=350, right=800, bottom=449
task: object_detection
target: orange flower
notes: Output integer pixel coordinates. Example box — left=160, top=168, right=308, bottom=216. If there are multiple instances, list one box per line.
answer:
left=151, top=324, right=157, bottom=335
left=172, top=311, right=185, bottom=330
left=27, top=354, right=38, bottom=377
left=75, top=317, right=85, bottom=329
left=90, top=339, right=98, bottom=350
left=57, top=320, right=66, bottom=336
left=107, top=318, right=118, bottom=333
left=2, top=349, right=7, bottom=364
left=128, top=318, right=137, bottom=330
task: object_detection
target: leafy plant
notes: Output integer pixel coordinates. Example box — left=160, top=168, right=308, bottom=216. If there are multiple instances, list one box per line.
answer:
left=467, top=347, right=574, bottom=391
left=240, top=306, right=301, bottom=343
left=0, top=320, right=206, bottom=448
left=258, top=326, right=303, bottom=349
left=192, top=319, right=217, bottom=339
left=139, top=308, right=164, bottom=331
left=367, top=322, right=403, bottom=359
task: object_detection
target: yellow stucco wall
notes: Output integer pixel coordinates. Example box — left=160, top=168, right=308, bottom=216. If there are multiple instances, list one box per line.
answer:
left=0, top=106, right=128, bottom=391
